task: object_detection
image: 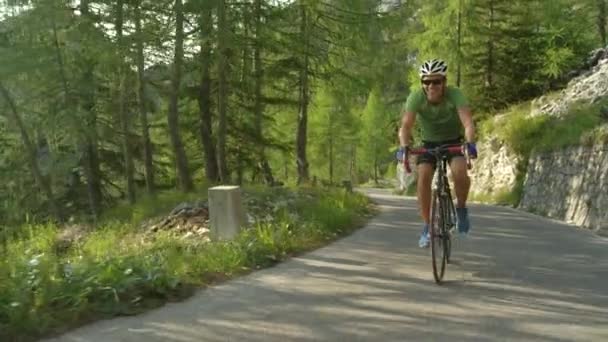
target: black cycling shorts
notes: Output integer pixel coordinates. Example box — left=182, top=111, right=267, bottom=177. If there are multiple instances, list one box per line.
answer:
left=416, top=137, right=464, bottom=167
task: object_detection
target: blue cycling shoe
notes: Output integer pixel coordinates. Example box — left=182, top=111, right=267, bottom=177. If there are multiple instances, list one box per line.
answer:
left=418, top=224, right=430, bottom=248
left=456, top=207, right=470, bottom=234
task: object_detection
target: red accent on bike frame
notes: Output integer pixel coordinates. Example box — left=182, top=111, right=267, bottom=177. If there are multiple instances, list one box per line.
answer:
left=410, top=146, right=463, bottom=155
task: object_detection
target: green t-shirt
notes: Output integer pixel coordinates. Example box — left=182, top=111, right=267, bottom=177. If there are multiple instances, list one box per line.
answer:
left=404, top=86, right=469, bottom=142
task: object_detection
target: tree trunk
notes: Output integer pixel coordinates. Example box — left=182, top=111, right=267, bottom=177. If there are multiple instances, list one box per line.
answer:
left=254, top=0, right=275, bottom=185
left=217, top=0, right=230, bottom=183
left=237, top=148, right=244, bottom=185
left=296, top=1, right=310, bottom=184
left=0, top=84, right=63, bottom=221
left=53, top=1, right=100, bottom=218
left=599, top=0, right=607, bottom=47
left=237, top=3, right=249, bottom=186
left=329, top=132, right=334, bottom=184
left=83, top=134, right=102, bottom=217
left=80, top=0, right=90, bottom=16
left=373, top=151, right=378, bottom=185
left=198, top=5, right=219, bottom=183
left=116, top=0, right=136, bottom=203
left=486, top=0, right=495, bottom=89
left=457, top=0, right=463, bottom=87
left=169, top=0, right=194, bottom=191
left=350, top=143, right=357, bottom=185
left=135, top=0, right=155, bottom=194
left=80, top=0, right=102, bottom=218
left=81, top=66, right=102, bottom=219
left=50, top=6, right=69, bottom=105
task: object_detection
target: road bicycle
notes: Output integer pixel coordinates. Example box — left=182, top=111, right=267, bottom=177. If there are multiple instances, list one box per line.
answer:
left=405, top=144, right=472, bottom=284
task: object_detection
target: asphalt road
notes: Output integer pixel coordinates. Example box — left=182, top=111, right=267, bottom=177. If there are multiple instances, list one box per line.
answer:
left=44, top=189, right=608, bottom=342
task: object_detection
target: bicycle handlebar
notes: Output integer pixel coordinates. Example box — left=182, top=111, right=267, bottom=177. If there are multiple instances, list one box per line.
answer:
left=403, top=143, right=472, bottom=173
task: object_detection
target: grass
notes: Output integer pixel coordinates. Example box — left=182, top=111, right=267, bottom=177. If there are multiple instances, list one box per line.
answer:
left=479, top=101, right=547, bottom=158
left=0, top=186, right=372, bottom=342
left=482, top=97, right=608, bottom=157
left=474, top=96, right=607, bottom=207
left=534, top=99, right=605, bottom=151
left=100, top=190, right=209, bottom=225
left=470, top=186, right=521, bottom=207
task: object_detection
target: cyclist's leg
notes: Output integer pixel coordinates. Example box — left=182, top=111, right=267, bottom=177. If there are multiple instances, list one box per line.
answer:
left=416, top=151, right=436, bottom=247
left=449, top=156, right=471, bottom=233
left=416, top=157, right=435, bottom=225
left=449, top=156, right=470, bottom=208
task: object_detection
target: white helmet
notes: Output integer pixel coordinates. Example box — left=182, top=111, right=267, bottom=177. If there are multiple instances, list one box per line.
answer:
left=419, top=59, right=448, bottom=77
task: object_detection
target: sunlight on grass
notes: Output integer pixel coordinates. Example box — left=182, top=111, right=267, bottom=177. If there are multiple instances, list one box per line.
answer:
left=470, top=186, right=521, bottom=207
left=0, top=187, right=371, bottom=341
left=482, top=97, right=606, bottom=156
left=475, top=96, right=607, bottom=207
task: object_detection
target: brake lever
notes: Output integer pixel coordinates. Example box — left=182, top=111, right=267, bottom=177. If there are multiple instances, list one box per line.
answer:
left=463, top=145, right=472, bottom=170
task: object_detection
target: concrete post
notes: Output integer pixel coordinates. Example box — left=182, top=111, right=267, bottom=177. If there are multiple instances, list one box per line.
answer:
left=208, top=185, right=246, bottom=241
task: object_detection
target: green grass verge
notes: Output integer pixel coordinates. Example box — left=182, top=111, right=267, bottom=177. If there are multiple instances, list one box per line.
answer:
left=0, top=187, right=372, bottom=341
left=470, top=186, right=520, bottom=207
left=100, top=190, right=209, bottom=225
left=475, top=96, right=608, bottom=206
left=482, top=97, right=608, bottom=157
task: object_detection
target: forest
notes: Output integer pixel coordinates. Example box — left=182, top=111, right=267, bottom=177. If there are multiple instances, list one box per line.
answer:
left=1, top=0, right=606, bottom=224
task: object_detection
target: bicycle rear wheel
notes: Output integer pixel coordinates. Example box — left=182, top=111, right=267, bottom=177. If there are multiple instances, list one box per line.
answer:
left=430, top=190, right=446, bottom=283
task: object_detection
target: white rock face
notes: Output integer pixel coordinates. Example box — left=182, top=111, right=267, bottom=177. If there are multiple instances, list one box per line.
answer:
left=520, top=145, right=608, bottom=233
left=470, top=135, right=520, bottom=197
left=531, top=50, right=608, bottom=117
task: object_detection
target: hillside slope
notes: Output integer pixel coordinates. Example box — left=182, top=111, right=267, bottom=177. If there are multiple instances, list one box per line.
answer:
left=471, top=47, right=608, bottom=234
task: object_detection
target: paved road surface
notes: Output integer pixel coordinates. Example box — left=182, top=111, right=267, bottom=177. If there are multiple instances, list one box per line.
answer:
left=45, top=189, right=608, bottom=342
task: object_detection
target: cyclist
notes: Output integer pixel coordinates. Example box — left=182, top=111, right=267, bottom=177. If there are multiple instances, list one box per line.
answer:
left=397, top=59, right=477, bottom=248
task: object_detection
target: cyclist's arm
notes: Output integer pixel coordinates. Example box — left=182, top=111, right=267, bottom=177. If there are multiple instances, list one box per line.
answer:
left=399, top=110, right=416, bottom=147
left=457, top=106, right=476, bottom=143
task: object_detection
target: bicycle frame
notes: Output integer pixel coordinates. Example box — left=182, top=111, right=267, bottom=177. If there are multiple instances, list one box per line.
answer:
left=434, top=153, right=456, bottom=234
left=404, top=143, right=468, bottom=283
left=419, top=146, right=458, bottom=232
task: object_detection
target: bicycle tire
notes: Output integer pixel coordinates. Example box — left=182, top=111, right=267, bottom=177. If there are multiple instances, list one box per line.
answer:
left=442, top=196, right=454, bottom=264
left=430, top=190, right=446, bottom=283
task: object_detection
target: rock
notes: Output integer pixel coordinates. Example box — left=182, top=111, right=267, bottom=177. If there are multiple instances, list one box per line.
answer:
left=469, top=136, right=520, bottom=198
left=54, top=224, right=89, bottom=255
left=341, top=180, right=353, bottom=192
left=520, top=145, right=608, bottom=234
left=600, top=106, right=608, bottom=120
left=587, top=48, right=606, bottom=68
left=531, top=53, right=608, bottom=118
left=140, top=198, right=212, bottom=241
left=170, top=202, right=194, bottom=216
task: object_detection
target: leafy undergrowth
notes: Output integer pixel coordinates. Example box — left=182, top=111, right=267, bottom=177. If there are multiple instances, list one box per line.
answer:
left=0, top=186, right=372, bottom=342
left=481, top=97, right=608, bottom=157
left=475, top=96, right=608, bottom=206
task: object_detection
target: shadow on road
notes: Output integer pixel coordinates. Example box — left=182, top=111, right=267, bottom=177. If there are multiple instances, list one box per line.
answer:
left=49, top=189, right=608, bottom=342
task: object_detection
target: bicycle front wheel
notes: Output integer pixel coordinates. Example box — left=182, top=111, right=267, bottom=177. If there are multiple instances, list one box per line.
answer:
left=442, top=196, right=454, bottom=264
left=430, top=190, right=446, bottom=283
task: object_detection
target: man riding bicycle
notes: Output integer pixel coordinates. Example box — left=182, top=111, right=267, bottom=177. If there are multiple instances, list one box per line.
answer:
left=397, top=59, right=477, bottom=248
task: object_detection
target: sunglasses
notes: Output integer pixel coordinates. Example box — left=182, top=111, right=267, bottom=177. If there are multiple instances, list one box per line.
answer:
left=421, top=79, right=444, bottom=86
